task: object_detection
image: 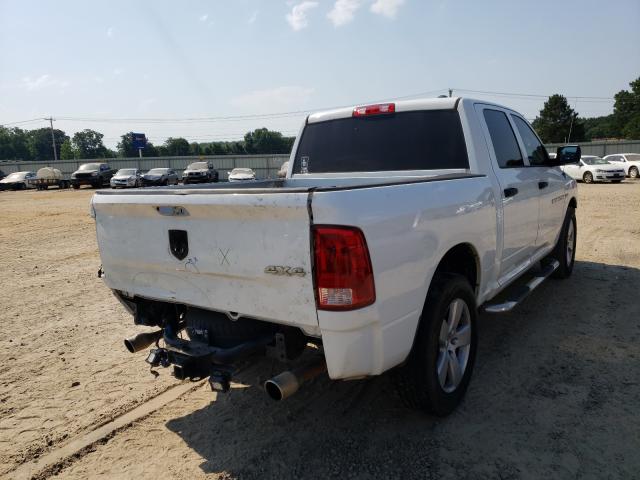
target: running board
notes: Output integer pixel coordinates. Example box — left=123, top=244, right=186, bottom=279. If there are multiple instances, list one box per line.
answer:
left=482, top=260, right=559, bottom=313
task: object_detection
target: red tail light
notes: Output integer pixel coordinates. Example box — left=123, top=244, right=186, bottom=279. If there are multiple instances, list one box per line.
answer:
left=352, top=103, right=395, bottom=117
left=313, top=226, right=375, bottom=311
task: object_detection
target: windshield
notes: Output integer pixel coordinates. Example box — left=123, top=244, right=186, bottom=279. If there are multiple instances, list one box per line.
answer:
left=147, top=168, right=168, bottom=175
left=117, top=169, right=137, bottom=175
left=79, top=163, right=101, bottom=171
left=626, top=154, right=640, bottom=162
left=187, top=162, right=208, bottom=170
left=293, top=110, right=469, bottom=173
left=5, top=172, right=26, bottom=180
left=582, top=157, right=609, bottom=165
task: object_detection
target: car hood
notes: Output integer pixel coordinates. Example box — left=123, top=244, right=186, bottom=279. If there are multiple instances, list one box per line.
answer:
left=0, top=177, right=24, bottom=183
left=184, top=169, right=208, bottom=173
left=113, top=175, right=135, bottom=179
left=73, top=169, right=99, bottom=175
left=229, top=174, right=255, bottom=180
left=143, top=174, right=163, bottom=179
left=591, top=164, right=624, bottom=172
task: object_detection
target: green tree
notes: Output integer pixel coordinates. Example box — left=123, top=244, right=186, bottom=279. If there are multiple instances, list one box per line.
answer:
left=612, top=77, right=640, bottom=139
left=28, top=128, right=69, bottom=160
left=163, top=137, right=190, bottom=156
left=532, top=94, right=585, bottom=143
left=244, top=128, right=290, bottom=154
left=59, top=139, right=77, bottom=159
left=72, top=129, right=108, bottom=159
left=0, top=126, right=31, bottom=160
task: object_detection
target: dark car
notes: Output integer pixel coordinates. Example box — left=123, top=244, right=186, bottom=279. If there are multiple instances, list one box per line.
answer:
left=182, top=161, right=219, bottom=184
left=71, top=163, right=114, bottom=189
left=0, top=169, right=6, bottom=181
left=141, top=168, right=179, bottom=186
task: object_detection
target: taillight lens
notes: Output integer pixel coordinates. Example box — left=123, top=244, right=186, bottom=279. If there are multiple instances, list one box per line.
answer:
left=313, top=226, right=375, bottom=310
left=352, top=103, right=395, bottom=117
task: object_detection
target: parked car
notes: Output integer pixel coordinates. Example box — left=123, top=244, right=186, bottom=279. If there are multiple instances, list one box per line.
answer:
left=182, top=162, right=218, bottom=184
left=91, top=97, right=578, bottom=416
left=561, top=155, right=625, bottom=183
left=227, top=168, right=256, bottom=182
left=0, top=171, right=37, bottom=190
left=111, top=169, right=142, bottom=188
left=141, top=168, right=179, bottom=186
left=602, top=153, right=640, bottom=178
left=71, top=163, right=114, bottom=189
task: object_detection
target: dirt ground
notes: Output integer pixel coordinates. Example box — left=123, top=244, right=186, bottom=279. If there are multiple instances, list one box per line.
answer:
left=1, top=182, right=639, bottom=479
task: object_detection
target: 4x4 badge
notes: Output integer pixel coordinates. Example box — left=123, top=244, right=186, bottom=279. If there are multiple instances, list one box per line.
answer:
left=264, top=265, right=306, bottom=277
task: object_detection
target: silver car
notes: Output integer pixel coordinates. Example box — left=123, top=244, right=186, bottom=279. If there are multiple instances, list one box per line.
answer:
left=141, top=168, right=179, bottom=187
left=110, top=168, right=142, bottom=188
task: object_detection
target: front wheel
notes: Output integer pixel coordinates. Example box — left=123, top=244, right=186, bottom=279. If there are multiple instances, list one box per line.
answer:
left=583, top=172, right=593, bottom=184
left=548, top=207, right=576, bottom=279
left=629, top=166, right=639, bottom=179
left=393, top=273, right=477, bottom=416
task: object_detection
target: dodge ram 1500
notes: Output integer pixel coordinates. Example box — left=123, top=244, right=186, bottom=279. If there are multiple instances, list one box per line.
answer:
left=92, top=97, right=579, bottom=415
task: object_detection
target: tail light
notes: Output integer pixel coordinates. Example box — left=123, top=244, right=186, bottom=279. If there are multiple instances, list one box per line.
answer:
left=352, top=102, right=395, bottom=117
left=313, top=226, right=375, bottom=311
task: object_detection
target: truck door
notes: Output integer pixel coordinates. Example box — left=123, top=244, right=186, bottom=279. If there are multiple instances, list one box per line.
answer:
left=509, top=114, right=568, bottom=250
left=476, top=105, right=540, bottom=280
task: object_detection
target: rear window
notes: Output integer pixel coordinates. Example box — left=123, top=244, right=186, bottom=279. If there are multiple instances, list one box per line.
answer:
left=292, top=110, right=469, bottom=173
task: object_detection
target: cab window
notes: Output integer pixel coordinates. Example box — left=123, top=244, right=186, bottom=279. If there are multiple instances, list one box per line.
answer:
left=511, top=116, right=549, bottom=166
left=483, top=109, right=524, bottom=168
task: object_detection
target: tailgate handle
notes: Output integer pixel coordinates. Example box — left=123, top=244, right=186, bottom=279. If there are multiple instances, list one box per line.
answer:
left=156, top=206, right=189, bottom=216
left=169, top=230, right=189, bottom=260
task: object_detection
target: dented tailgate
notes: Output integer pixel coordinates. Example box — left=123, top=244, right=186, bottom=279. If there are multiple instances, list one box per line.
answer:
left=92, top=189, right=318, bottom=329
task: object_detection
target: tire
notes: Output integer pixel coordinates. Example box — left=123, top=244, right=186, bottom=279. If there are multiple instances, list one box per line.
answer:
left=629, top=166, right=639, bottom=179
left=583, top=172, right=593, bottom=184
left=548, top=207, right=576, bottom=279
left=393, top=273, right=478, bottom=416
left=612, top=180, right=622, bottom=184
left=72, top=184, right=80, bottom=190
left=163, top=179, right=169, bottom=186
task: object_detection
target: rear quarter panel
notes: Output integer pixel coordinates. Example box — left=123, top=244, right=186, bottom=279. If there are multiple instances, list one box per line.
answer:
left=311, top=176, right=497, bottom=378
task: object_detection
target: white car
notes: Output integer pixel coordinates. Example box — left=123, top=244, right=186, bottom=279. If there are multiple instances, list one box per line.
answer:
left=227, top=168, right=256, bottom=182
left=561, top=156, right=625, bottom=183
left=602, top=153, right=640, bottom=178
left=111, top=168, right=142, bottom=188
left=0, top=171, right=37, bottom=190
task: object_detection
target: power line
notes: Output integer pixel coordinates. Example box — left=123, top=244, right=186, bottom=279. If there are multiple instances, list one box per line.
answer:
left=452, top=88, right=614, bottom=102
left=1, top=118, right=47, bottom=126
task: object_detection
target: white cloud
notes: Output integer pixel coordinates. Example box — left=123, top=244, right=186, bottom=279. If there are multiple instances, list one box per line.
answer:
left=248, top=10, right=258, bottom=24
left=370, top=0, right=405, bottom=18
left=113, top=67, right=124, bottom=76
left=106, top=26, right=114, bottom=37
left=22, top=74, right=70, bottom=91
left=327, top=0, right=362, bottom=27
left=230, top=86, right=315, bottom=112
left=199, top=14, right=208, bottom=22
left=286, top=1, right=318, bottom=31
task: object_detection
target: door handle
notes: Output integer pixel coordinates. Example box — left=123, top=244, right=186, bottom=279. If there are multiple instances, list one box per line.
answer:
left=538, top=181, right=549, bottom=189
left=503, top=187, right=518, bottom=198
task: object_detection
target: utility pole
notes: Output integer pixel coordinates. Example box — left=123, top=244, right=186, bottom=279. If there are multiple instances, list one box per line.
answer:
left=45, top=117, right=58, bottom=161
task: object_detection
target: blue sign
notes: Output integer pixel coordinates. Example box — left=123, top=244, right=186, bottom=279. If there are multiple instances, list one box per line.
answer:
left=132, top=132, right=147, bottom=149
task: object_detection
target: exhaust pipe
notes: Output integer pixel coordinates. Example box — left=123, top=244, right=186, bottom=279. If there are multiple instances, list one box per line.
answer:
left=124, top=330, right=163, bottom=353
left=264, top=358, right=327, bottom=401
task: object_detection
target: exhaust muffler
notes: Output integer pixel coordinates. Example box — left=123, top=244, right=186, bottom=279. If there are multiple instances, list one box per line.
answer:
left=124, top=330, right=163, bottom=353
left=264, top=358, right=327, bottom=401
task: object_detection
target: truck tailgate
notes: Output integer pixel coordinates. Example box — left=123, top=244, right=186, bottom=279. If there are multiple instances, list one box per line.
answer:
left=92, top=190, right=318, bottom=329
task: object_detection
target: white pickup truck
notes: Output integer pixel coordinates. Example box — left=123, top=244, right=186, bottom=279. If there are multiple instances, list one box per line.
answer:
left=92, top=98, right=579, bottom=416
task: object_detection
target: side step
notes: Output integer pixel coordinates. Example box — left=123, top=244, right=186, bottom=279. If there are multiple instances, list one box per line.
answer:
left=482, top=260, right=559, bottom=313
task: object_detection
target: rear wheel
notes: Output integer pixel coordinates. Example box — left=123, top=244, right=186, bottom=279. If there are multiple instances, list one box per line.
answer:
left=583, top=172, right=593, bottom=184
left=72, top=184, right=80, bottom=190
left=630, top=166, right=639, bottom=179
left=393, top=273, right=477, bottom=416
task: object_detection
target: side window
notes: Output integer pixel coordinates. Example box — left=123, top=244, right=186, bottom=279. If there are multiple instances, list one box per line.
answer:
left=483, top=109, right=524, bottom=168
left=511, top=116, right=549, bottom=166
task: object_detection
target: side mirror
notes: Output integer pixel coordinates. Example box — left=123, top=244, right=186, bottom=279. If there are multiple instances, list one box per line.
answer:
left=555, top=145, right=582, bottom=165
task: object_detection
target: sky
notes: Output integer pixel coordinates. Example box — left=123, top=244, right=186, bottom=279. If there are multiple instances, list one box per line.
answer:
left=1, top=0, right=639, bottom=149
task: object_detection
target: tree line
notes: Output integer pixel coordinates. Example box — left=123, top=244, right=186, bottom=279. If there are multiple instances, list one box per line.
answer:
left=1, top=76, right=638, bottom=161
left=532, top=77, right=640, bottom=143
left=0, top=127, right=295, bottom=161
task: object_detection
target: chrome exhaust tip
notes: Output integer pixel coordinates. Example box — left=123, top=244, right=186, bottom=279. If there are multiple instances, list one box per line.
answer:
left=264, top=371, right=300, bottom=401
left=124, top=330, right=163, bottom=353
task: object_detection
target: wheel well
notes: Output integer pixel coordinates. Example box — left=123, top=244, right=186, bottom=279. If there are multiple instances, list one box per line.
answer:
left=434, top=243, right=479, bottom=292
left=569, top=197, right=577, bottom=209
